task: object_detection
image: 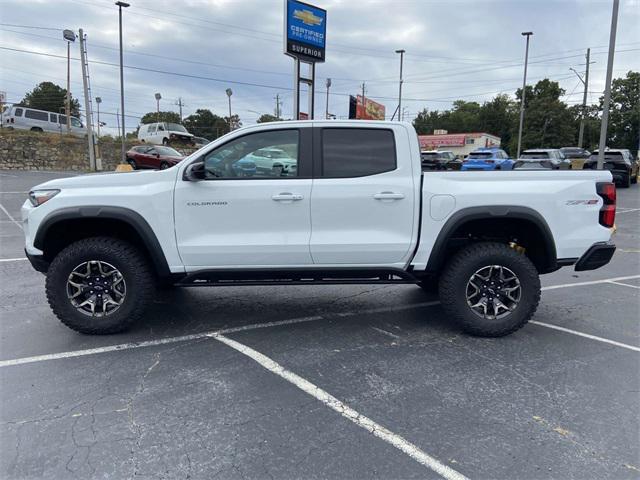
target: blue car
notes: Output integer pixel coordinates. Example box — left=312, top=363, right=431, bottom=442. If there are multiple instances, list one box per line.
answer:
left=462, top=147, right=513, bottom=171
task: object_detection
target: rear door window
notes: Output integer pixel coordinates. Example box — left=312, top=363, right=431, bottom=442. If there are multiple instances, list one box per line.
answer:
left=321, top=128, right=396, bottom=178
left=49, top=113, right=57, bottom=123
left=25, top=109, right=48, bottom=121
left=14, top=108, right=23, bottom=117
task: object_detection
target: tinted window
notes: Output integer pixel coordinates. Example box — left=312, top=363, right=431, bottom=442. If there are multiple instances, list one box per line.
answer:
left=25, top=109, right=48, bottom=121
left=322, top=128, right=396, bottom=178
left=468, top=152, right=493, bottom=159
left=14, top=108, right=23, bottom=116
left=49, top=113, right=57, bottom=123
left=203, top=129, right=298, bottom=179
left=521, top=152, right=549, bottom=159
left=58, top=114, right=66, bottom=124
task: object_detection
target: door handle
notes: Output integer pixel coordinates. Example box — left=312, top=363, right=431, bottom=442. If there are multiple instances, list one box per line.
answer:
left=272, top=193, right=304, bottom=201
left=373, top=192, right=405, bottom=200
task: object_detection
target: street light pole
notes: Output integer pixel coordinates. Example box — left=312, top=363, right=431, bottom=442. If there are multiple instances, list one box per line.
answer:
left=597, top=0, right=619, bottom=170
left=226, top=88, right=233, bottom=131
left=63, top=29, right=76, bottom=134
left=325, top=78, right=331, bottom=119
left=516, top=32, right=533, bottom=159
left=395, top=49, right=405, bottom=122
left=115, top=1, right=130, bottom=164
left=154, top=92, right=161, bottom=122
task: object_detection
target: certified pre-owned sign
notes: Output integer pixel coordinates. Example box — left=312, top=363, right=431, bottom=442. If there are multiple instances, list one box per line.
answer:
left=284, top=0, right=327, bottom=62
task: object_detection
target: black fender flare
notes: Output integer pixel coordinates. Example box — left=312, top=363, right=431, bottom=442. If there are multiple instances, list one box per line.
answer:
left=425, top=205, right=558, bottom=273
left=34, top=206, right=171, bottom=277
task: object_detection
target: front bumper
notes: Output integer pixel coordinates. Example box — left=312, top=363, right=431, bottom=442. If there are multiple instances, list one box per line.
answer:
left=25, top=249, right=49, bottom=274
left=575, top=242, right=616, bottom=271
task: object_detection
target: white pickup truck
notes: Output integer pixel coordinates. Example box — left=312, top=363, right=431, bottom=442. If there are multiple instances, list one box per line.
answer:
left=22, top=121, right=617, bottom=337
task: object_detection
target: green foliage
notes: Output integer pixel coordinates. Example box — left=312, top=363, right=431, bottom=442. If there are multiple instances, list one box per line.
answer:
left=602, top=71, right=639, bottom=152
left=20, top=82, right=81, bottom=117
left=140, top=111, right=181, bottom=125
left=182, top=109, right=229, bottom=139
left=256, top=113, right=282, bottom=123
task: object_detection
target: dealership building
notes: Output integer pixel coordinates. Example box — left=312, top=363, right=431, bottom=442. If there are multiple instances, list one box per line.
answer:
left=418, top=130, right=501, bottom=157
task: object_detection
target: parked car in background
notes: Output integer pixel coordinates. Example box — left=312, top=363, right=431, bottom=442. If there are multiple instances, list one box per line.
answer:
left=420, top=150, right=458, bottom=170
left=193, top=136, right=211, bottom=147
left=517, top=149, right=569, bottom=169
left=244, top=147, right=298, bottom=176
left=461, top=147, right=513, bottom=171
left=138, top=122, right=195, bottom=145
left=560, top=147, right=590, bottom=159
left=126, top=145, right=184, bottom=170
left=3, top=105, right=86, bottom=137
left=584, top=149, right=638, bottom=188
left=204, top=148, right=257, bottom=177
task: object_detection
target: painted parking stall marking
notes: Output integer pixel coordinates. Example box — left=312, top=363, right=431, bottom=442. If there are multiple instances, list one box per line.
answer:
left=213, top=332, right=470, bottom=480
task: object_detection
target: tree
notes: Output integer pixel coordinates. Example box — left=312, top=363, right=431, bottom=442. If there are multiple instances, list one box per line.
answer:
left=257, top=113, right=282, bottom=123
left=478, top=94, right=517, bottom=154
left=140, top=111, right=181, bottom=125
left=509, top=79, right=574, bottom=152
left=20, top=82, right=80, bottom=116
left=602, top=70, right=639, bottom=152
left=412, top=108, right=442, bottom=134
left=182, top=109, right=228, bottom=140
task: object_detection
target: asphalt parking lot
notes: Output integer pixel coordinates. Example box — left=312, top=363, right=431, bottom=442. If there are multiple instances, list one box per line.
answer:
left=1, top=170, right=638, bottom=479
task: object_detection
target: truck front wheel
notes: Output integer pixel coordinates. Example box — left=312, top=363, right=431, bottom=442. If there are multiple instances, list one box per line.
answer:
left=439, top=242, right=540, bottom=337
left=45, top=237, right=154, bottom=334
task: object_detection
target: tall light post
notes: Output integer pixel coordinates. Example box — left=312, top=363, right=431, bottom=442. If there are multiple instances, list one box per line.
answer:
left=395, top=49, right=405, bottom=121
left=115, top=1, right=130, bottom=163
left=597, top=0, right=619, bottom=170
left=516, top=32, right=533, bottom=159
left=63, top=29, right=76, bottom=134
left=325, top=78, right=331, bottom=119
left=226, top=88, right=233, bottom=131
left=154, top=92, right=161, bottom=122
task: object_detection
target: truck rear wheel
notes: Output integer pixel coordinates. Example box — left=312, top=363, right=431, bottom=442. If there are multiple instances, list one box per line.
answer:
left=439, top=242, right=540, bottom=337
left=45, top=237, right=154, bottom=334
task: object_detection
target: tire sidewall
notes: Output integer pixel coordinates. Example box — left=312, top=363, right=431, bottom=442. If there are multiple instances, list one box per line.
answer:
left=47, top=241, right=148, bottom=334
left=440, top=245, right=540, bottom=336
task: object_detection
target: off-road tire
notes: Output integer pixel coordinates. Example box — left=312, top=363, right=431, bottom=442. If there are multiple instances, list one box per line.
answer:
left=46, top=237, right=154, bottom=334
left=439, top=242, right=541, bottom=337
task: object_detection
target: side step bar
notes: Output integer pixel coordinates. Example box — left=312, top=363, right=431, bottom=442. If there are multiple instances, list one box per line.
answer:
left=175, top=268, right=421, bottom=287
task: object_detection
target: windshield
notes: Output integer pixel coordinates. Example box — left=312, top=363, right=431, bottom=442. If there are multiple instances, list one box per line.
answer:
left=154, top=146, right=182, bottom=157
left=520, top=152, right=549, bottom=159
left=166, top=123, right=188, bottom=133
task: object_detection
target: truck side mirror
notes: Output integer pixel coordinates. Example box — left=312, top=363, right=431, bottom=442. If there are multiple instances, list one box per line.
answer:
left=183, top=160, right=205, bottom=181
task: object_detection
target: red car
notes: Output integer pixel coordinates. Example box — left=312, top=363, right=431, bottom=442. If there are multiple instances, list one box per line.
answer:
left=126, top=145, right=184, bottom=170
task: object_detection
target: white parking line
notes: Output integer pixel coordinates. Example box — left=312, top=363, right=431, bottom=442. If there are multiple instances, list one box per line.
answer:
left=617, top=208, right=640, bottom=214
left=530, top=321, right=640, bottom=353
left=0, top=202, right=23, bottom=231
left=0, top=257, right=27, bottom=262
left=213, top=333, right=468, bottom=480
left=606, top=280, right=640, bottom=290
left=0, top=276, right=638, bottom=368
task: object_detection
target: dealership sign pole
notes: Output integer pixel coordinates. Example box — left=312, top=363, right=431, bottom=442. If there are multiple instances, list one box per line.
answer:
left=284, top=0, right=326, bottom=120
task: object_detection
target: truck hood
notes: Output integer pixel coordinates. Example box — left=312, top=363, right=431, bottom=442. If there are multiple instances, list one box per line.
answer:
left=30, top=169, right=174, bottom=191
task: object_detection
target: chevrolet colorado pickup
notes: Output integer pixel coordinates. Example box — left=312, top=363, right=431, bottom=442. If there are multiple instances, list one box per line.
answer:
left=22, top=121, right=617, bottom=337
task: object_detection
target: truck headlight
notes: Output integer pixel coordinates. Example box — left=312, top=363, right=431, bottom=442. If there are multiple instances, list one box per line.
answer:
left=28, top=189, right=60, bottom=207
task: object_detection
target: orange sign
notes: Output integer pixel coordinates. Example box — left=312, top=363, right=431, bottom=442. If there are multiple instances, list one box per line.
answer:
left=355, top=95, right=385, bottom=120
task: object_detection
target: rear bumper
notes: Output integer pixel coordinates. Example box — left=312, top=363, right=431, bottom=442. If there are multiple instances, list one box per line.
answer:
left=574, top=242, right=616, bottom=271
left=25, top=249, right=49, bottom=274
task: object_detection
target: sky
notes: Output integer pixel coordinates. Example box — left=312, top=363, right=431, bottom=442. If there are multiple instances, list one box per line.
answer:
left=1, top=0, right=639, bottom=136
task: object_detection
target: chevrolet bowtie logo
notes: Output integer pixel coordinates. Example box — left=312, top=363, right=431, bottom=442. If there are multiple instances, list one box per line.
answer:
left=293, top=8, right=323, bottom=26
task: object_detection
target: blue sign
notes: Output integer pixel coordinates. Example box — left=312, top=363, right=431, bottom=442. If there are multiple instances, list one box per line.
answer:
left=285, top=0, right=326, bottom=62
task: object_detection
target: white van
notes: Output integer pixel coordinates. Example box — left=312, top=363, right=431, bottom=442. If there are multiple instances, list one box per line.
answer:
left=4, top=105, right=87, bottom=137
left=138, top=122, right=195, bottom=145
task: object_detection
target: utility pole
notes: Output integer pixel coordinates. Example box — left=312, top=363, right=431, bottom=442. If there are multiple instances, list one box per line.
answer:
left=395, top=49, right=405, bottom=121
left=597, top=0, right=619, bottom=170
left=571, top=48, right=593, bottom=148
left=115, top=1, right=130, bottom=164
left=95, top=96, right=102, bottom=162
left=325, top=79, right=331, bottom=119
left=516, top=31, right=533, bottom=159
left=226, top=88, right=233, bottom=131
left=63, top=29, right=76, bottom=134
left=361, top=82, right=366, bottom=119
left=176, top=97, right=183, bottom=121
left=274, top=93, right=282, bottom=119
left=154, top=92, right=161, bottom=122
left=78, top=29, right=96, bottom=171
